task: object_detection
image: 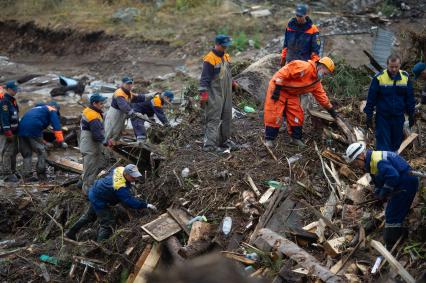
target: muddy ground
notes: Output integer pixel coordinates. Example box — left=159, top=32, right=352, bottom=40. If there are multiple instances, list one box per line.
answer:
left=0, top=1, right=426, bottom=282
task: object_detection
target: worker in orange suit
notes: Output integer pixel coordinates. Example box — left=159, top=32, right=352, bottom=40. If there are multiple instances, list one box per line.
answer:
left=264, top=57, right=338, bottom=148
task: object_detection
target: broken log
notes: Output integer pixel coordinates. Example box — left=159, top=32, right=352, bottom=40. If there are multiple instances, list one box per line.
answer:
left=258, top=228, right=344, bottom=283
left=246, top=174, right=261, bottom=197
left=370, top=240, right=415, bottom=283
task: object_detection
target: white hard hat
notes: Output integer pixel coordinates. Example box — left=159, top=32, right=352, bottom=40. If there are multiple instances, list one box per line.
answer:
left=344, top=142, right=366, bottom=163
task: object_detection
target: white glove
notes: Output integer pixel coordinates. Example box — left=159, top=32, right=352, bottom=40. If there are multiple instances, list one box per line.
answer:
left=147, top=204, right=157, bottom=211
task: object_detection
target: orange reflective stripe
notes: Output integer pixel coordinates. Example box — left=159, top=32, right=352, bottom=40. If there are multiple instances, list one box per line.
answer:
left=114, top=88, right=132, bottom=101
left=152, top=95, right=162, bottom=108
left=54, top=131, right=64, bottom=142
left=203, top=51, right=231, bottom=65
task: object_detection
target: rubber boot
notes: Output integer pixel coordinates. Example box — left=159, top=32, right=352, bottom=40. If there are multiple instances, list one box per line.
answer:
left=4, top=174, right=19, bottom=183
left=65, top=207, right=96, bottom=241
left=290, top=137, right=306, bottom=148
left=384, top=227, right=408, bottom=249
left=265, top=140, right=274, bottom=148
left=97, top=226, right=113, bottom=242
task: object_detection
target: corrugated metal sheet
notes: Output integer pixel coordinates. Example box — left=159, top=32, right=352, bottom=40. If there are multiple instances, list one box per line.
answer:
left=372, top=28, right=395, bottom=68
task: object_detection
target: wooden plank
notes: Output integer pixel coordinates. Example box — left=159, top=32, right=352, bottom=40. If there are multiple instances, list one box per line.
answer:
left=221, top=251, right=256, bottom=265
left=259, top=187, right=275, bottom=204
left=397, top=133, right=418, bottom=154
left=246, top=174, right=261, bottom=196
left=127, top=245, right=152, bottom=283
left=47, top=155, right=83, bottom=174
left=188, top=222, right=211, bottom=245
left=370, top=240, right=415, bottom=283
left=133, top=242, right=161, bottom=283
left=258, top=229, right=344, bottom=283
left=300, top=199, right=341, bottom=235
left=141, top=213, right=181, bottom=242
left=357, top=173, right=371, bottom=187
left=323, top=236, right=346, bottom=256
left=166, top=208, right=192, bottom=236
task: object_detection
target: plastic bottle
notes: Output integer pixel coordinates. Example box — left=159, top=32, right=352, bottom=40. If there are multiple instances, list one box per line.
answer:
left=39, top=254, right=60, bottom=265
left=187, top=215, right=207, bottom=226
left=181, top=167, right=190, bottom=178
left=245, top=252, right=259, bottom=261
left=222, top=216, right=232, bottom=235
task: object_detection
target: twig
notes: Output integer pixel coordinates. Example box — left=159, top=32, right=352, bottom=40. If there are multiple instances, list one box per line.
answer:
left=45, top=211, right=64, bottom=248
left=261, top=137, right=278, bottom=161
left=300, top=199, right=341, bottom=235
left=314, top=142, right=340, bottom=200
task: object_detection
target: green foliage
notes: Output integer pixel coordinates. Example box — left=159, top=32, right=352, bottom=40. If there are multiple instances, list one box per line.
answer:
left=230, top=31, right=248, bottom=52
left=323, top=58, right=371, bottom=98
left=379, top=0, right=397, bottom=17
left=175, top=0, right=203, bottom=10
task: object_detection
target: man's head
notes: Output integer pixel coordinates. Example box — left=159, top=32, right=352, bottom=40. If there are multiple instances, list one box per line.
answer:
left=344, top=142, right=366, bottom=169
left=89, top=93, right=108, bottom=110
left=413, top=62, right=426, bottom=80
left=123, top=164, right=142, bottom=182
left=386, top=54, right=401, bottom=77
left=121, top=77, right=134, bottom=91
left=5, top=81, right=18, bottom=96
left=317, top=57, right=335, bottom=79
left=161, top=91, right=174, bottom=104
left=295, top=4, right=308, bottom=24
left=214, top=34, right=232, bottom=52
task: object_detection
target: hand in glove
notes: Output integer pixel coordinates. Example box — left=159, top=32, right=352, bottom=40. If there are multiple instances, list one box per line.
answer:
left=199, top=91, right=208, bottom=108
left=147, top=204, right=157, bottom=212
left=409, top=115, right=415, bottom=128
left=271, top=85, right=282, bottom=102
left=103, top=139, right=114, bottom=147
left=327, top=107, right=338, bottom=119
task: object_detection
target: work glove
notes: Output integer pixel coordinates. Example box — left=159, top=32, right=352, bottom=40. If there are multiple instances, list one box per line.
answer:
left=199, top=91, right=208, bottom=108
left=408, top=114, right=415, bottom=128
left=327, top=107, right=338, bottom=119
left=271, top=85, right=282, bottom=102
left=147, top=204, right=157, bottom=212
left=366, top=117, right=373, bottom=131
left=103, top=139, right=114, bottom=147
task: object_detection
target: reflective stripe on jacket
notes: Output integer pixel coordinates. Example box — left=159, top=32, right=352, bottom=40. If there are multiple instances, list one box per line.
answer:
left=364, top=70, right=415, bottom=118
left=111, top=87, right=134, bottom=114
left=365, top=150, right=411, bottom=191
left=81, top=106, right=105, bottom=143
left=199, top=49, right=231, bottom=91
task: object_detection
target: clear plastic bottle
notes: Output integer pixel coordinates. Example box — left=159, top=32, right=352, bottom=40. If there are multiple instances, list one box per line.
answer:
left=222, top=216, right=232, bottom=235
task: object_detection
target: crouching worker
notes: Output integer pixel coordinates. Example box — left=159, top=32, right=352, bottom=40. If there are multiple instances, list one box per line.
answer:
left=344, top=143, right=419, bottom=248
left=130, top=91, right=174, bottom=142
left=65, top=164, right=157, bottom=242
left=18, top=101, right=67, bottom=181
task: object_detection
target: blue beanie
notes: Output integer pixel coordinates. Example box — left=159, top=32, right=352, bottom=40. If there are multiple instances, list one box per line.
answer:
left=163, top=90, right=174, bottom=101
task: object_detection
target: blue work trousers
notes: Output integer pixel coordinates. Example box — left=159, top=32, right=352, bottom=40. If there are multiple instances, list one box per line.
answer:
left=375, top=113, right=404, bottom=152
left=385, top=174, right=418, bottom=226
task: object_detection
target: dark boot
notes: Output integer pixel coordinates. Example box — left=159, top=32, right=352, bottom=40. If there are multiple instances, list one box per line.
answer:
left=4, top=174, right=19, bottom=183
left=65, top=206, right=96, bottom=241
left=384, top=226, right=408, bottom=249
left=96, top=208, right=115, bottom=242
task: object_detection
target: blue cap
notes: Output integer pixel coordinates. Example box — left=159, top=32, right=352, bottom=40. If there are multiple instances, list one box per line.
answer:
left=90, top=93, right=108, bottom=104
left=215, top=34, right=232, bottom=47
left=412, top=62, right=426, bottom=80
left=5, top=81, right=18, bottom=92
left=295, top=4, right=308, bottom=17
left=122, top=77, right=134, bottom=84
left=162, top=90, right=174, bottom=101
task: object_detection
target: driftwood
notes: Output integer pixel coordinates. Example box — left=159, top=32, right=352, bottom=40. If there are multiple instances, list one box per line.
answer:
left=258, top=228, right=344, bottom=283
left=370, top=240, right=415, bottom=283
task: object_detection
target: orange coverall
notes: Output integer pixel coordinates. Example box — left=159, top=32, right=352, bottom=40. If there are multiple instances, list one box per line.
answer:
left=264, top=60, right=333, bottom=140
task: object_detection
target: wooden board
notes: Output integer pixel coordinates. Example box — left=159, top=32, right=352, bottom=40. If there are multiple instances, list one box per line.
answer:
left=259, top=187, right=275, bottom=204
left=397, top=133, right=418, bottom=154
left=141, top=213, right=182, bottom=242
left=47, top=155, right=83, bottom=174
left=370, top=240, right=415, bottom=283
left=323, top=236, right=346, bottom=257
left=133, top=242, right=161, bottom=283
left=127, top=245, right=152, bottom=283
left=221, top=251, right=256, bottom=265
left=166, top=208, right=192, bottom=236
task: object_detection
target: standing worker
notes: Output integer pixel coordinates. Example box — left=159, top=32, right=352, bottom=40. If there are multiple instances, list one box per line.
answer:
left=280, top=4, right=320, bottom=66
left=80, top=93, right=109, bottom=194
left=264, top=57, right=338, bottom=148
left=364, top=54, right=416, bottom=151
left=199, top=34, right=239, bottom=152
left=344, top=143, right=419, bottom=248
left=131, top=91, right=174, bottom=142
left=18, top=101, right=67, bottom=181
left=65, top=164, right=157, bottom=242
left=104, top=77, right=142, bottom=143
left=0, top=81, right=20, bottom=182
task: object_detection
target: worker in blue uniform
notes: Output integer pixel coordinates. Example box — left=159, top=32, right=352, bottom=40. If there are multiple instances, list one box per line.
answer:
left=18, top=101, right=67, bottom=181
left=130, top=91, right=173, bottom=142
left=345, top=142, right=419, bottom=248
left=65, top=164, right=157, bottom=241
left=0, top=81, right=20, bottom=182
left=364, top=54, right=416, bottom=151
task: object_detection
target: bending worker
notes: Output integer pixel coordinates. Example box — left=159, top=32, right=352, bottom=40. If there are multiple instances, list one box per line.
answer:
left=0, top=81, right=20, bottom=183
left=131, top=91, right=174, bottom=142
left=264, top=57, right=337, bottom=148
left=18, top=101, right=67, bottom=181
left=412, top=62, right=426, bottom=117
left=80, top=93, right=108, bottom=194
left=364, top=54, right=415, bottom=151
left=65, top=164, right=157, bottom=242
left=104, top=77, right=143, bottom=143
left=344, top=143, right=419, bottom=248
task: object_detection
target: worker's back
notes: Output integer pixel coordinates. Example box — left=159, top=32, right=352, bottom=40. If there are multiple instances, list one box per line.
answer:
left=18, top=105, right=57, bottom=137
